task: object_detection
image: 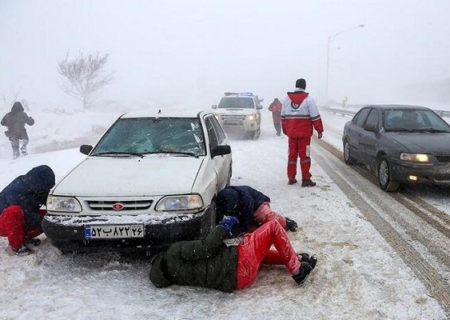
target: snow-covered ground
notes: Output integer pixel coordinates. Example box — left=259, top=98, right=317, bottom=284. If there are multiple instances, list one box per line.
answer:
left=0, top=103, right=448, bottom=320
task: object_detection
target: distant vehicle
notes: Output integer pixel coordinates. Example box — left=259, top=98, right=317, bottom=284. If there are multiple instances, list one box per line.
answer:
left=43, top=109, right=232, bottom=254
left=342, top=105, right=450, bottom=192
left=212, top=92, right=263, bottom=140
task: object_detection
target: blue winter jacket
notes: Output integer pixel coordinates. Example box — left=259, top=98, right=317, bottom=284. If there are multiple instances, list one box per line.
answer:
left=216, top=185, right=270, bottom=235
left=0, top=165, right=55, bottom=227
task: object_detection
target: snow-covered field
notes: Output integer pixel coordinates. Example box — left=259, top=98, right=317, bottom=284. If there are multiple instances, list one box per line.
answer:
left=0, top=103, right=448, bottom=320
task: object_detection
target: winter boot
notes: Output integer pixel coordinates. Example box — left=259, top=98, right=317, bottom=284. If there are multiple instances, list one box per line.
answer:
left=288, top=179, right=298, bottom=185
left=292, top=254, right=318, bottom=286
left=25, top=238, right=41, bottom=246
left=12, top=245, right=33, bottom=256
left=301, top=179, right=316, bottom=187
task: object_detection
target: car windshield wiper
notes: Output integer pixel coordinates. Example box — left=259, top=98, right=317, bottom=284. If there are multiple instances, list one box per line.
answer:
left=155, top=151, right=199, bottom=158
left=95, top=151, right=144, bottom=158
left=385, top=128, right=414, bottom=132
left=416, top=128, right=450, bottom=133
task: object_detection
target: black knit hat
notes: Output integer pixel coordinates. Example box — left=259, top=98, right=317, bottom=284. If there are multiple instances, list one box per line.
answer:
left=295, top=78, right=306, bottom=89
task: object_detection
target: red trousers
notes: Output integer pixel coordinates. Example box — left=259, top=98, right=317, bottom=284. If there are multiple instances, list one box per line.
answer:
left=287, top=136, right=312, bottom=180
left=236, top=220, right=300, bottom=290
left=0, top=205, right=45, bottom=250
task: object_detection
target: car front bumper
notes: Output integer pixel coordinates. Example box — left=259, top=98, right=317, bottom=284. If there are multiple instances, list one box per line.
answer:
left=42, top=206, right=215, bottom=254
left=390, top=159, right=450, bottom=185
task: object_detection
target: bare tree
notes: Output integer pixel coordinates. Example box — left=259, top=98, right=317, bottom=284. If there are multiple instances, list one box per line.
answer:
left=57, top=52, right=114, bottom=109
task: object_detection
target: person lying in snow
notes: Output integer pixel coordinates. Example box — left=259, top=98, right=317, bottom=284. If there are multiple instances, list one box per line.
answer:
left=216, top=185, right=298, bottom=237
left=0, top=165, right=55, bottom=256
left=149, top=216, right=317, bottom=292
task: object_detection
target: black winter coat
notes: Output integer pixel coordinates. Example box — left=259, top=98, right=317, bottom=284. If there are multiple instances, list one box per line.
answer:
left=216, top=186, right=270, bottom=236
left=0, top=165, right=55, bottom=227
left=149, top=226, right=238, bottom=292
left=1, top=102, right=34, bottom=140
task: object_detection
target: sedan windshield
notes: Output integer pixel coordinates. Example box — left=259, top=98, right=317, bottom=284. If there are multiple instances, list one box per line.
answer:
left=383, top=109, right=450, bottom=133
left=92, top=117, right=206, bottom=156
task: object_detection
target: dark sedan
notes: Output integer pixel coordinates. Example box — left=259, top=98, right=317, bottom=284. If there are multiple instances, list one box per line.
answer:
left=342, top=105, right=450, bottom=191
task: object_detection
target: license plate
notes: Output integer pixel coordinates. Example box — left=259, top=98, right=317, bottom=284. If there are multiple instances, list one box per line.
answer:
left=85, top=224, right=144, bottom=239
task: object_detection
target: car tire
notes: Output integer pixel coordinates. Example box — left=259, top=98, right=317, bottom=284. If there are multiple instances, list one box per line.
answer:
left=377, top=156, right=400, bottom=192
left=343, top=139, right=356, bottom=165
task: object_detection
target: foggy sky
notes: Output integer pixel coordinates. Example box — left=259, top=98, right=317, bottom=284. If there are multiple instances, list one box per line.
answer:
left=1, top=0, right=449, bottom=109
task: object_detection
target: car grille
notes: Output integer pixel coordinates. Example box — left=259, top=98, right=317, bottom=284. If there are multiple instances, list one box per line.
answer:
left=222, top=115, right=246, bottom=123
left=87, top=200, right=153, bottom=211
left=436, top=155, right=450, bottom=163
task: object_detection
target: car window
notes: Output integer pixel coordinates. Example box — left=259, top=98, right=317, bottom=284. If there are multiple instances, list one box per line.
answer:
left=93, top=118, right=206, bottom=156
left=365, top=109, right=379, bottom=130
left=204, top=117, right=219, bottom=149
left=218, top=97, right=255, bottom=109
left=353, top=108, right=371, bottom=128
left=206, top=115, right=227, bottom=144
left=384, top=109, right=450, bottom=132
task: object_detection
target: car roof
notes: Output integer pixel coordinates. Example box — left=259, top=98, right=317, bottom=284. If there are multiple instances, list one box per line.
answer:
left=119, top=109, right=210, bottom=119
left=363, top=104, right=431, bottom=111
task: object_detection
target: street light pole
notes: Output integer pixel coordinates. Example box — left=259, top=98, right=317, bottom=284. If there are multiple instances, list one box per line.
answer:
left=325, top=24, right=364, bottom=106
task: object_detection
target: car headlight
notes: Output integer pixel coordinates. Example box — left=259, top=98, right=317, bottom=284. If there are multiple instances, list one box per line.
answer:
left=400, top=153, right=430, bottom=163
left=155, top=194, right=204, bottom=212
left=47, top=195, right=82, bottom=213
left=248, top=114, right=255, bottom=121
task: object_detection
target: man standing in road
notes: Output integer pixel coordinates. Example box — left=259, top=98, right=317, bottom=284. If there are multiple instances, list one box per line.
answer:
left=281, top=78, right=324, bottom=187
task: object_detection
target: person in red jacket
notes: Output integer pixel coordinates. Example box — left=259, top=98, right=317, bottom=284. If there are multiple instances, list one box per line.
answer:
left=268, top=98, right=282, bottom=136
left=281, top=78, right=324, bottom=187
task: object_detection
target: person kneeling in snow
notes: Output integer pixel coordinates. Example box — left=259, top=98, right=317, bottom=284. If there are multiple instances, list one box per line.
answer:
left=0, top=165, right=55, bottom=256
left=216, top=185, right=298, bottom=236
left=149, top=216, right=317, bottom=292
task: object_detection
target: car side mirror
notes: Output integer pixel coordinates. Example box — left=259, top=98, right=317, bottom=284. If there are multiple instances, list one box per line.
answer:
left=211, top=145, right=231, bottom=158
left=364, top=123, right=378, bottom=133
left=80, top=145, right=93, bottom=155
left=211, top=105, right=217, bottom=109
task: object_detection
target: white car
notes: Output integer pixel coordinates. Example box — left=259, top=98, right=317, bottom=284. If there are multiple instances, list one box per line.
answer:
left=212, top=92, right=263, bottom=139
left=42, top=109, right=232, bottom=254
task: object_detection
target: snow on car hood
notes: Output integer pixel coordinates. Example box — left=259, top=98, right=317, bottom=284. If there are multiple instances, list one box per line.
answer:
left=389, top=132, right=450, bottom=154
left=53, top=156, right=204, bottom=196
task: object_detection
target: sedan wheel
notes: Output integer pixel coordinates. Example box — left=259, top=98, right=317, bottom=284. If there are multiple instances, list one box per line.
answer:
left=343, top=140, right=356, bottom=165
left=378, top=156, right=400, bottom=192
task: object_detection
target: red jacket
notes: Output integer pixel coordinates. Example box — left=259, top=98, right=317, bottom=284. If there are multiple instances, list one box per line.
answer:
left=268, top=101, right=282, bottom=123
left=281, top=91, right=324, bottom=138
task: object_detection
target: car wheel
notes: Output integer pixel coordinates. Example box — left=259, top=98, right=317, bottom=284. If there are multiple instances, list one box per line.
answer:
left=343, top=139, right=356, bottom=165
left=253, top=129, right=260, bottom=140
left=377, top=156, right=400, bottom=192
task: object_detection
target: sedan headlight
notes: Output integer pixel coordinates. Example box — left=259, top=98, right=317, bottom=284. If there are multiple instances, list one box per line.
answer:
left=400, top=153, right=430, bottom=163
left=155, top=194, right=204, bottom=212
left=47, top=196, right=82, bottom=212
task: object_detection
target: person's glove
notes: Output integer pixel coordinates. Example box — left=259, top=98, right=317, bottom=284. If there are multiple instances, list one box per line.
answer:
left=218, top=216, right=239, bottom=233
left=285, top=217, right=298, bottom=232
left=318, top=132, right=323, bottom=139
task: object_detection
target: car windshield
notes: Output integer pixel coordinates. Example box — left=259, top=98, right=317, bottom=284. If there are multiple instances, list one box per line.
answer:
left=383, top=109, right=450, bottom=133
left=218, top=97, right=255, bottom=109
left=92, top=117, right=206, bottom=156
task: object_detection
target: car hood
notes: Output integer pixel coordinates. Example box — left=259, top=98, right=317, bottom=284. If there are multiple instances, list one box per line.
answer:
left=53, top=156, right=204, bottom=196
left=389, top=132, right=450, bottom=154
left=216, top=108, right=255, bottom=115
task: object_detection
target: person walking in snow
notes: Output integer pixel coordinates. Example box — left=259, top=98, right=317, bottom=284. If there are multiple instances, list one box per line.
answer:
left=268, top=98, right=282, bottom=136
left=149, top=216, right=317, bottom=292
left=215, top=185, right=298, bottom=237
left=1, top=101, right=35, bottom=160
left=0, top=165, right=55, bottom=256
left=281, top=78, right=324, bottom=187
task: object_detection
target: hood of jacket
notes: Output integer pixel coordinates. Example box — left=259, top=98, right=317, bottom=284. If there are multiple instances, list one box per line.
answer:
left=149, top=252, right=172, bottom=288
left=287, top=91, right=309, bottom=106
left=25, top=165, right=56, bottom=192
left=11, top=102, right=24, bottom=113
